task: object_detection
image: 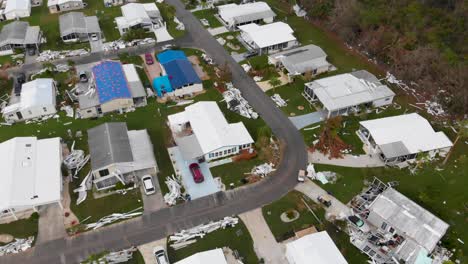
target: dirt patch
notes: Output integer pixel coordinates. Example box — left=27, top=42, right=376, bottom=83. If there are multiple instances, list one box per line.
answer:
left=188, top=55, right=209, bottom=80
left=0, top=234, right=13, bottom=243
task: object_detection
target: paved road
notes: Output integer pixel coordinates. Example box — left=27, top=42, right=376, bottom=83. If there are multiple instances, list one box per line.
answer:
left=1, top=1, right=307, bottom=263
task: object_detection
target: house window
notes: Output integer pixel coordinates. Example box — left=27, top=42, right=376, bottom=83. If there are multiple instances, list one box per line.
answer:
left=369, top=250, right=376, bottom=256
left=43, top=107, right=47, bottom=112
left=389, top=227, right=395, bottom=234
left=99, top=169, right=110, bottom=177
left=363, top=246, right=371, bottom=252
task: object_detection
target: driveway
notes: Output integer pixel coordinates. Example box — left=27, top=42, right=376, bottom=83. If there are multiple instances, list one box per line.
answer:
left=295, top=180, right=351, bottom=220
left=36, top=203, right=66, bottom=244
left=154, top=26, right=174, bottom=42
left=239, top=208, right=287, bottom=264
left=289, top=111, right=326, bottom=130
left=208, top=26, right=228, bottom=36
left=90, top=39, right=103, bottom=53
left=168, top=146, right=221, bottom=200
left=137, top=238, right=166, bottom=264
left=140, top=53, right=162, bottom=83
left=140, top=175, right=167, bottom=214
left=308, top=151, right=385, bottom=168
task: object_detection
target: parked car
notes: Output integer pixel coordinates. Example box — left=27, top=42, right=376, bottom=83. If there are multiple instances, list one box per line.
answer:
left=14, top=82, right=22, bottom=96
left=141, top=175, right=156, bottom=195
left=189, top=163, right=204, bottom=183
left=161, top=44, right=175, bottom=51
left=145, top=53, right=154, bottom=65
left=317, top=195, right=332, bottom=207
left=348, top=215, right=371, bottom=233
left=27, top=47, right=36, bottom=56
left=243, top=50, right=258, bottom=59
left=297, top=169, right=306, bottom=182
left=153, top=247, right=169, bottom=264
left=79, top=71, right=88, bottom=82
left=16, top=73, right=26, bottom=84
left=90, top=33, right=99, bottom=41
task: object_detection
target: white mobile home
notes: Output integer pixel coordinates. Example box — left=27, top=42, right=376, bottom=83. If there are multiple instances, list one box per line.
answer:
left=0, top=137, right=63, bottom=221
left=2, top=0, right=31, bottom=20
left=48, top=0, right=84, bottom=13
left=217, top=1, right=275, bottom=30
left=115, top=3, right=162, bottom=36
left=303, top=70, right=395, bottom=118
left=2, top=78, right=57, bottom=123
left=239, top=22, right=298, bottom=55
left=358, top=113, right=453, bottom=164
left=167, top=101, right=254, bottom=162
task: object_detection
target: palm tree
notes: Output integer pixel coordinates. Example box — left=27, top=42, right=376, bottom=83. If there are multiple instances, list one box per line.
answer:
left=268, top=76, right=281, bottom=91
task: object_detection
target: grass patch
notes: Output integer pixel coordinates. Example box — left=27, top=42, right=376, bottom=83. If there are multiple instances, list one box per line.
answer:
left=210, top=158, right=265, bottom=188
left=216, top=32, right=247, bottom=54
left=167, top=218, right=258, bottom=264
left=125, top=249, right=146, bottom=264
left=193, top=9, right=223, bottom=28
left=262, top=191, right=368, bottom=263
left=0, top=213, right=39, bottom=243
left=265, top=79, right=315, bottom=116
left=239, top=55, right=279, bottom=81
left=158, top=2, right=186, bottom=39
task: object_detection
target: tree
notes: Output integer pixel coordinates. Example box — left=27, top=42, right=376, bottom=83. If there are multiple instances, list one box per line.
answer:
left=122, top=28, right=148, bottom=42
left=268, top=76, right=281, bottom=89
left=217, top=62, right=232, bottom=83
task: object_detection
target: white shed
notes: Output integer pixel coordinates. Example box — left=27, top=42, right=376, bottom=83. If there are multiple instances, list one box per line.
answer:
left=218, top=2, right=275, bottom=29
left=2, top=78, right=57, bottom=123
left=4, top=0, right=31, bottom=20
left=239, top=22, right=298, bottom=55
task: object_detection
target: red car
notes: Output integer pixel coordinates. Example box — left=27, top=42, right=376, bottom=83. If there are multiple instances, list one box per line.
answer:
left=145, top=53, right=154, bottom=65
left=189, top=163, right=204, bottom=183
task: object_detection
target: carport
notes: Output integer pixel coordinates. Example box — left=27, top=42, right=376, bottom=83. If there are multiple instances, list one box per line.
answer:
left=168, top=146, right=220, bottom=200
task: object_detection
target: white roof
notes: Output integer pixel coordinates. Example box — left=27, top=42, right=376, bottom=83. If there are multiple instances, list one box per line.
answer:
left=218, top=2, right=275, bottom=23
left=306, top=71, right=395, bottom=111
left=3, top=78, right=55, bottom=114
left=122, top=63, right=139, bottom=82
left=5, top=0, right=30, bottom=14
left=285, top=231, right=348, bottom=264
left=168, top=102, right=254, bottom=154
left=0, top=137, right=62, bottom=212
left=120, top=3, right=156, bottom=27
left=239, top=22, right=296, bottom=48
left=360, top=113, right=453, bottom=154
left=127, top=129, right=157, bottom=172
left=48, top=0, right=83, bottom=7
left=174, top=249, right=227, bottom=264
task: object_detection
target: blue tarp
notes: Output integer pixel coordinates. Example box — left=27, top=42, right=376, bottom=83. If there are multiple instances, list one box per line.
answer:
left=156, top=50, right=187, bottom=64
left=93, top=61, right=131, bottom=104
left=163, top=59, right=201, bottom=90
left=153, top=75, right=173, bottom=97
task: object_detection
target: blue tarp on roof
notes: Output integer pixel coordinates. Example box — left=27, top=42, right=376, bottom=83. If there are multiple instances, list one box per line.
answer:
left=157, top=50, right=187, bottom=64
left=163, top=59, right=201, bottom=89
left=153, top=75, right=173, bottom=97
left=93, top=61, right=131, bottom=104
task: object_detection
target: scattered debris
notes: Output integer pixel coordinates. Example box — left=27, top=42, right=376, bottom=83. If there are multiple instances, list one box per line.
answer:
left=293, top=4, right=307, bottom=17
left=102, top=38, right=156, bottom=52
left=85, top=207, right=143, bottom=230
left=200, top=18, right=210, bottom=27
left=271, top=94, right=287, bottom=107
left=61, top=105, right=74, bottom=118
left=36, top=49, right=90, bottom=62
left=313, top=171, right=338, bottom=184
left=174, top=17, right=185, bottom=30
left=201, top=53, right=215, bottom=65
left=222, top=83, right=258, bottom=119
left=0, top=237, right=34, bottom=256
left=81, top=247, right=138, bottom=264
left=169, top=217, right=239, bottom=249
left=216, top=37, right=226, bottom=45
left=250, top=163, right=275, bottom=177
left=164, top=174, right=183, bottom=206
left=73, top=172, right=93, bottom=205
left=253, top=76, right=263, bottom=82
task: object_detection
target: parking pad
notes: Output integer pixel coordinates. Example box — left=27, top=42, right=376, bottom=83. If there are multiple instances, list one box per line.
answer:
left=168, top=146, right=221, bottom=200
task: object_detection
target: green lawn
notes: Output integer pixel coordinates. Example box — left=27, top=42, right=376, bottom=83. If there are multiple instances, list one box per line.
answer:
left=0, top=213, right=39, bottom=244
left=167, top=218, right=258, bottom=264
left=239, top=55, right=280, bottom=81
left=158, top=2, right=186, bottom=39
left=125, top=250, right=146, bottom=264
left=193, top=9, right=223, bottom=28
left=265, top=79, right=315, bottom=116
left=262, top=191, right=368, bottom=263
left=312, top=135, right=468, bottom=262
left=210, top=158, right=266, bottom=189
left=216, top=32, right=247, bottom=54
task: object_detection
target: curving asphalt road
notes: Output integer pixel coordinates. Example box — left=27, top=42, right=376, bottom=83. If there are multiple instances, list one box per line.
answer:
left=1, top=1, right=307, bottom=263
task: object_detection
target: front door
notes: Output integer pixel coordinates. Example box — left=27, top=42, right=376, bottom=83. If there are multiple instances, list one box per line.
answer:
left=16, top=112, right=23, bottom=120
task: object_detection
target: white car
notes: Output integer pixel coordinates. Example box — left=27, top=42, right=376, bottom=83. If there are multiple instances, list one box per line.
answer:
left=90, top=33, right=99, bottom=41
left=153, top=246, right=169, bottom=264
left=141, top=175, right=156, bottom=195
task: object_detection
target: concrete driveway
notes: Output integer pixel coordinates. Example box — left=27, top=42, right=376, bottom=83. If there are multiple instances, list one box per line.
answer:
left=140, top=53, right=162, bottom=83
left=289, top=111, right=327, bottom=130
left=308, top=150, right=386, bottom=168
left=36, top=203, right=66, bottom=244
left=154, top=26, right=174, bottom=42
left=137, top=238, right=166, bottom=264
left=140, top=175, right=167, bottom=214
left=239, top=208, right=287, bottom=264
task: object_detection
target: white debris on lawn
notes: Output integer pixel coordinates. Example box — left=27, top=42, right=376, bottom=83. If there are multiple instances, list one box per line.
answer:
left=271, top=94, right=287, bottom=107
left=253, top=76, right=263, bottom=82
left=164, top=174, right=183, bottom=206
left=85, top=207, right=143, bottom=230
left=0, top=237, right=34, bottom=256
left=36, top=49, right=90, bottom=62
left=102, top=38, right=155, bottom=52
left=55, top=64, right=71, bottom=72
left=216, top=37, right=226, bottom=45
left=63, top=141, right=90, bottom=178
left=241, top=64, right=251, bottom=72
left=73, top=171, right=93, bottom=205
left=81, top=247, right=138, bottom=264
left=306, top=163, right=316, bottom=178
left=314, top=171, right=337, bottom=184
left=174, top=17, right=185, bottom=30
left=250, top=163, right=275, bottom=177
left=201, top=53, right=215, bottom=65
left=222, top=83, right=258, bottom=119
left=200, top=18, right=210, bottom=27
left=293, top=4, right=307, bottom=17
left=61, top=105, right=74, bottom=118
left=169, top=217, right=239, bottom=249
left=30, top=67, right=51, bottom=79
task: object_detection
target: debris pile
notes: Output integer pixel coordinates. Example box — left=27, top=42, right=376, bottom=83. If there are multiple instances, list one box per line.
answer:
left=36, top=49, right=90, bottom=62
left=85, top=207, right=143, bottom=230
left=102, top=38, right=156, bottom=52
left=201, top=53, right=215, bottom=65
left=164, top=174, right=183, bottom=206
left=63, top=142, right=90, bottom=178
left=313, top=171, right=337, bottom=184
left=61, top=105, right=74, bottom=118
left=174, top=17, right=185, bottom=30
left=0, top=237, right=34, bottom=256
left=169, top=217, right=239, bottom=250
left=222, top=83, right=258, bottom=119
left=293, top=4, right=307, bottom=17
left=271, top=94, right=287, bottom=107
left=73, top=172, right=93, bottom=205
left=81, top=247, right=138, bottom=264
left=250, top=163, right=275, bottom=177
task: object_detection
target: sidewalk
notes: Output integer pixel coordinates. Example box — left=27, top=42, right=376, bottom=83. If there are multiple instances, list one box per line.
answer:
left=239, top=208, right=287, bottom=264
left=295, top=180, right=350, bottom=220
left=308, top=151, right=385, bottom=168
